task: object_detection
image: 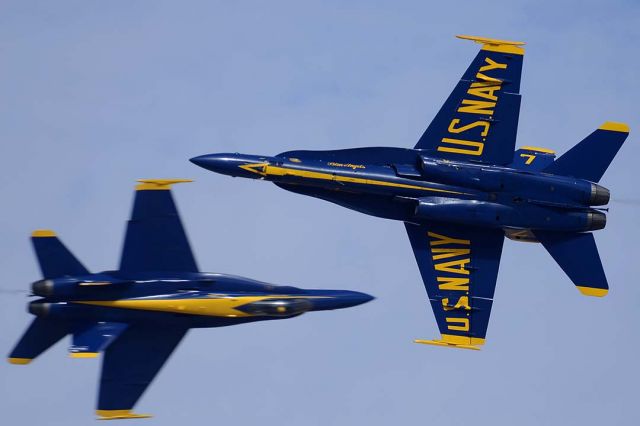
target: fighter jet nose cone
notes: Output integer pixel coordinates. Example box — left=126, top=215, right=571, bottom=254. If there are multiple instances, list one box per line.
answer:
left=190, top=154, right=232, bottom=174
left=190, top=153, right=274, bottom=179
left=189, top=154, right=214, bottom=169
left=333, top=290, right=375, bottom=308
left=305, top=290, right=375, bottom=311
left=351, top=291, right=375, bottom=306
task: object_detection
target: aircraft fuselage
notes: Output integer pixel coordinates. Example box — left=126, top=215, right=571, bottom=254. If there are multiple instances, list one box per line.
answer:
left=28, top=271, right=373, bottom=329
left=191, top=147, right=609, bottom=237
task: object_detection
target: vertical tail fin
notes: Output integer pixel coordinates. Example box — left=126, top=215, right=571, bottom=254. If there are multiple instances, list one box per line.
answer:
left=8, top=318, right=69, bottom=364
left=31, top=230, right=89, bottom=278
left=543, top=122, right=629, bottom=182
left=534, top=231, right=608, bottom=296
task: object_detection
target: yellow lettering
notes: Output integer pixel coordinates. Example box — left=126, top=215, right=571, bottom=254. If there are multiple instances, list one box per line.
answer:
left=431, top=247, right=471, bottom=260
left=475, top=72, right=502, bottom=83
left=447, top=119, right=490, bottom=137
left=438, top=138, right=484, bottom=156
left=520, top=153, right=536, bottom=165
left=457, top=99, right=495, bottom=115
left=435, top=258, right=470, bottom=275
left=446, top=317, right=470, bottom=331
left=428, top=232, right=471, bottom=247
left=437, top=276, right=470, bottom=291
left=442, top=296, right=471, bottom=311
left=467, top=82, right=501, bottom=101
left=479, top=57, right=507, bottom=72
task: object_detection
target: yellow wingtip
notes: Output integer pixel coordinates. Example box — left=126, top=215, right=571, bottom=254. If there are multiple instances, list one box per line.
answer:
left=576, top=286, right=609, bottom=297
left=599, top=122, right=630, bottom=133
left=8, top=357, right=32, bottom=365
left=456, top=34, right=525, bottom=55
left=31, top=229, right=56, bottom=237
left=414, top=339, right=481, bottom=351
left=135, top=178, right=193, bottom=191
left=69, top=352, right=99, bottom=358
left=96, top=410, right=152, bottom=420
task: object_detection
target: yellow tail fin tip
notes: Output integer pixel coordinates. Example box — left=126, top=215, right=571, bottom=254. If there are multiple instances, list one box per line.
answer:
left=520, top=146, right=556, bottom=154
left=576, top=286, right=609, bottom=297
left=31, top=229, right=56, bottom=237
left=599, top=122, right=629, bottom=133
left=8, top=357, right=32, bottom=365
left=135, top=178, right=193, bottom=191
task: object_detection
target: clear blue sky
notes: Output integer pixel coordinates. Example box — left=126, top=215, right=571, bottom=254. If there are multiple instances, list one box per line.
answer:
left=1, top=1, right=638, bottom=424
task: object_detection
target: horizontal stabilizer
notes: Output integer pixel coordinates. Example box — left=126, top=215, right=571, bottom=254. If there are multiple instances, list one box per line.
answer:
left=535, top=231, right=608, bottom=296
left=31, top=230, right=89, bottom=279
left=544, top=122, right=629, bottom=182
left=8, top=318, right=69, bottom=364
left=70, top=322, right=128, bottom=358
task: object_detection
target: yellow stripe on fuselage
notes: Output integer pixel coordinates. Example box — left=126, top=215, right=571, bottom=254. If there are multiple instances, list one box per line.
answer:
left=240, top=163, right=469, bottom=196
left=75, top=295, right=327, bottom=318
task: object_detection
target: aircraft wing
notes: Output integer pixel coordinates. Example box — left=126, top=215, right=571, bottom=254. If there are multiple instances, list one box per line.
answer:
left=415, top=35, right=524, bottom=165
left=96, top=325, right=188, bottom=419
left=119, top=179, right=198, bottom=273
left=405, top=222, right=504, bottom=350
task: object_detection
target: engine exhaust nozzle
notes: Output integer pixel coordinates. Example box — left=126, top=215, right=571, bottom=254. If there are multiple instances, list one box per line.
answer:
left=31, top=279, right=54, bottom=297
left=587, top=211, right=607, bottom=231
left=590, top=183, right=610, bottom=206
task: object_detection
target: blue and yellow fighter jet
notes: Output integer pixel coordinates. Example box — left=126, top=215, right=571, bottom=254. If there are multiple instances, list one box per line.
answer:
left=8, top=179, right=373, bottom=419
left=191, top=35, right=630, bottom=351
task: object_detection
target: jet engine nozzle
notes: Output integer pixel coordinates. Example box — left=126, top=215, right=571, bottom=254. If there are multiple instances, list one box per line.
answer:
left=32, top=279, right=54, bottom=297
left=590, top=183, right=610, bottom=206
left=31, top=277, right=82, bottom=297
left=236, top=298, right=313, bottom=317
left=587, top=211, right=607, bottom=231
left=28, top=301, right=51, bottom=316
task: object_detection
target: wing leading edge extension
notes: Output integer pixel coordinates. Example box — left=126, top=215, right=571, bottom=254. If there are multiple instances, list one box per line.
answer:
left=119, top=179, right=198, bottom=273
left=415, top=35, right=524, bottom=165
left=405, top=222, right=504, bottom=350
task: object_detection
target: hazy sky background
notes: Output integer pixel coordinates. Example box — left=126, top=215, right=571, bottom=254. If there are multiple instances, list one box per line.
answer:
left=1, top=1, right=638, bottom=424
